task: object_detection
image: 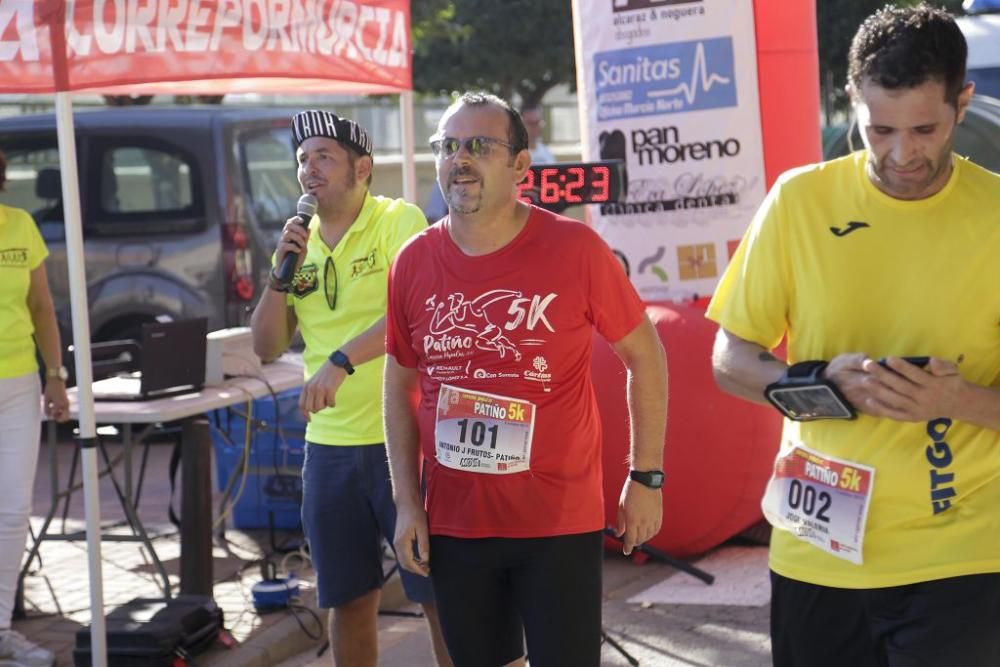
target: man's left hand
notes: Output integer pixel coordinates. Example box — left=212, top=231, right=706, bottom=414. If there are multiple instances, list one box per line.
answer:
left=859, top=356, right=962, bottom=422
left=614, top=479, right=663, bottom=556
left=298, top=361, right=348, bottom=421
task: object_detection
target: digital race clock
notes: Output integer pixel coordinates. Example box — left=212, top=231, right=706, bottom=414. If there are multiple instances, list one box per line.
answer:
left=517, top=160, right=626, bottom=209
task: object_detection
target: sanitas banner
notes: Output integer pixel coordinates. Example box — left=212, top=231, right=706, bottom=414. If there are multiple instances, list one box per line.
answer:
left=572, top=0, right=766, bottom=302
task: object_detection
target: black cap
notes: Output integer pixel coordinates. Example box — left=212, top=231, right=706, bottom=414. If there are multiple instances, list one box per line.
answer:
left=291, top=109, right=373, bottom=157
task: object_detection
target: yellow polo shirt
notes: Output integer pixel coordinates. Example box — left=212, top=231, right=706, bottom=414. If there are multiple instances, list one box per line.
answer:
left=280, top=193, right=425, bottom=445
left=707, top=152, right=1000, bottom=588
left=0, top=204, right=48, bottom=379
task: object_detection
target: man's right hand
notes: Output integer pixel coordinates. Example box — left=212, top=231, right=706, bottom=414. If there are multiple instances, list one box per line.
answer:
left=277, top=215, right=311, bottom=273
left=298, top=361, right=348, bottom=421
left=393, top=502, right=431, bottom=577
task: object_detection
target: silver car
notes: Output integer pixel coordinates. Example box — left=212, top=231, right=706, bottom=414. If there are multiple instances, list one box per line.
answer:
left=0, top=106, right=303, bottom=350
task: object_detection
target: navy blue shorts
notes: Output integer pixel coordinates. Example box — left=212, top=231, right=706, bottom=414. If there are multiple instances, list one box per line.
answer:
left=429, top=531, right=603, bottom=667
left=771, top=570, right=1000, bottom=667
left=301, top=442, right=434, bottom=608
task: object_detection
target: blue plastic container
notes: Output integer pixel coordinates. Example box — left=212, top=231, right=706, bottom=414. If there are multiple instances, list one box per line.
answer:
left=209, top=387, right=306, bottom=530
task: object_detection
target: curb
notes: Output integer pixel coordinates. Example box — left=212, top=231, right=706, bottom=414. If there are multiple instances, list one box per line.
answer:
left=198, top=588, right=327, bottom=667
left=201, top=571, right=408, bottom=666
left=205, top=607, right=327, bottom=667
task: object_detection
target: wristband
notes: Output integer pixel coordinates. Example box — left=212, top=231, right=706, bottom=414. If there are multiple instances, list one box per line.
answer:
left=629, top=469, right=665, bottom=489
left=267, top=269, right=290, bottom=293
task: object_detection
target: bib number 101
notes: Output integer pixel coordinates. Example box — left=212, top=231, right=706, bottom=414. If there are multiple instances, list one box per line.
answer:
left=788, top=480, right=832, bottom=522
left=457, top=419, right=499, bottom=449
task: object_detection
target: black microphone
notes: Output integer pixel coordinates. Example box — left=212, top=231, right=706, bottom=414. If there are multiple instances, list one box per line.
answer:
left=274, top=194, right=319, bottom=285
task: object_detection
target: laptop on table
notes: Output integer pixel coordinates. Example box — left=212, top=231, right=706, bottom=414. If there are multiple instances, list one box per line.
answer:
left=91, top=318, right=208, bottom=402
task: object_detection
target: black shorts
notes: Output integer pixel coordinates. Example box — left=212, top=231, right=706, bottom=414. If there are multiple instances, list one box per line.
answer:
left=771, top=570, right=1000, bottom=667
left=429, top=531, right=603, bottom=667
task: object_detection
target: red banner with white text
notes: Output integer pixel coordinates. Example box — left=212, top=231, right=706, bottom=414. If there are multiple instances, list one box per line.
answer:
left=0, top=0, right=411, bottom=95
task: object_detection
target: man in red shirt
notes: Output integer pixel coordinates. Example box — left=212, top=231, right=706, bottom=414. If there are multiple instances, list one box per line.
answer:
left=384, top=92, right=668, bottom=667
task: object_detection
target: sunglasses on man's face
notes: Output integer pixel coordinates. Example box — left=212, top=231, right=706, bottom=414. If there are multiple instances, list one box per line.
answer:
left=429, top=135, right=514, bottom=159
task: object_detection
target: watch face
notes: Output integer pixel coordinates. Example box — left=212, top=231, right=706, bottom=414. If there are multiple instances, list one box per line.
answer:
left=765, top=385, right=855, bottom=421
left=330, top=351, right=354, bottom=373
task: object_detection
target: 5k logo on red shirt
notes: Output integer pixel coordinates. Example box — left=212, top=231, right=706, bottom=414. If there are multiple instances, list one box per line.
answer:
left=422, top=290, right=558, bottom=362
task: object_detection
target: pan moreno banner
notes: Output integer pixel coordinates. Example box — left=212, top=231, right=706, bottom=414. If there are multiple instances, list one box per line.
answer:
left=572, top=0, right=766, bottom=302
left=0, top=0, right=411, bottom=94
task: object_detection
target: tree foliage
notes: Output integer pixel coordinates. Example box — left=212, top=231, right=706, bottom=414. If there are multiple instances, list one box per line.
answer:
left=411, top=0, right=575, bottom=108
left=818, top=0, right=965, bottom=122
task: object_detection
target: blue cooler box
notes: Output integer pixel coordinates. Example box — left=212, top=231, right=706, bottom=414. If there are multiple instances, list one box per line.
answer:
left=209, top=388, right=306, bottom=530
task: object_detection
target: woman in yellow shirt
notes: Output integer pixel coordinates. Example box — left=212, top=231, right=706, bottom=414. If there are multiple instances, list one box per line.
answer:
left=0, top=148, right=69, bottom=667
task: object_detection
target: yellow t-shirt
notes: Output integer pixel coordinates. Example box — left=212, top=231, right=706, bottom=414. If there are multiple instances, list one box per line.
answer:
left=707, top=151, right=1000, bottom=588
left=280, top=193, right=425, bottom=446
left=0, top=205, right=48, bottom=379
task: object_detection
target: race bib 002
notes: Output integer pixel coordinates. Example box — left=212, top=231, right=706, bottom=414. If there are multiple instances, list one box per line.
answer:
left=761, top=442, right=875, bottom=564
left=434, top=384, right=536, bottom=475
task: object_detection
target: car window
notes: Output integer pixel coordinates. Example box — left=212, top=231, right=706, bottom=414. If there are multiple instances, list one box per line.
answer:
left=242, top=128, right=299, bottom=227
left=955, top=103, right=1000, bottom=172
left=85, top=139, right=204, bottom=236
left=0, top=142, right=66, bottom=241
left=0, top=144, right=60, bottom=208
left=100, top=146, right=194, bottom=214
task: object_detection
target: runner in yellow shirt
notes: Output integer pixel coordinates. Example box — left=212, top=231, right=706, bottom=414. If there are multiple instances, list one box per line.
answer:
left=708, top=6, right=1000, bottom=667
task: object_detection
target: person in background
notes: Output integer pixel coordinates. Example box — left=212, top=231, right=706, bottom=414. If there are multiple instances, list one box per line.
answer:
left=423, top=182, right=449, bottom=223
left=250, top=111, right=450, bottom=667
left=0, top=148, right=69, bottom=667
left=384, top=92, right=667, bottom=667
left=708, top=5, right=1000, bottom=666
left=520, top=106, right=556, bottom=164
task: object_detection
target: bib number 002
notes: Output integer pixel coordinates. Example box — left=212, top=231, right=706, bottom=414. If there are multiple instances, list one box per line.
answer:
left=761, top=442, right=875, bottom=564
left=786, top=479, right=832, bottom=523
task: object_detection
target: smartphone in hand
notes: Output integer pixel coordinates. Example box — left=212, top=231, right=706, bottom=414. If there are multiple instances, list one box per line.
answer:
left=877, top=356, right=930, bottom=369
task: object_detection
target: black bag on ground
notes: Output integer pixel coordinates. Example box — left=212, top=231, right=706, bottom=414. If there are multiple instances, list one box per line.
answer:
left=73, top=595, right=223, bottom=666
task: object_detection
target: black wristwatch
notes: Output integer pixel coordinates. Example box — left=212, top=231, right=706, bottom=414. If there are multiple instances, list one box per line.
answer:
left=328, top=350, right=355, bottom=375
left=764, top=360, right=856, bottom=421
left=629, top=469, right=665, bottom=489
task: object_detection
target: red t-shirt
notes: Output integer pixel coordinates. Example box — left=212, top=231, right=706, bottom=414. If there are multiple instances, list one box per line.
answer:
left=386, top=207, right=645, bottom=538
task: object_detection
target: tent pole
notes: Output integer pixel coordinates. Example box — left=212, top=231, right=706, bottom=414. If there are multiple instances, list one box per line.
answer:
left=55, top=92, right=107, bottom=667
left=399, top=90, right=417, bottom=203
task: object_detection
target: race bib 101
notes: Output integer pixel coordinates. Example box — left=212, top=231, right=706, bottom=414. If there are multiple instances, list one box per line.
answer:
left=434, top=384, right=536, bottom=475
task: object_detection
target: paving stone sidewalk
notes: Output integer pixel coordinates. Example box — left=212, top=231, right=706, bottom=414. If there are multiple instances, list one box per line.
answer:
left=16, top=435, right=773, bottom=667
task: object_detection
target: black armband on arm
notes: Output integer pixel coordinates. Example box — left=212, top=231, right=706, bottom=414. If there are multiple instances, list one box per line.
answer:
left=764, top=361, right=856, bottom=421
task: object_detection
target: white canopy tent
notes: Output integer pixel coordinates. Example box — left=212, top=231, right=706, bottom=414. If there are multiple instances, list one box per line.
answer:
left=0, top=2, right=415, bottom=664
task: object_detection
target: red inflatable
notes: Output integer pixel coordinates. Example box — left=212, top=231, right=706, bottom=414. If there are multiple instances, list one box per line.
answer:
left=593, top=301, right=781, bottom=558
left=589, top=0, right=818, bottom=559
